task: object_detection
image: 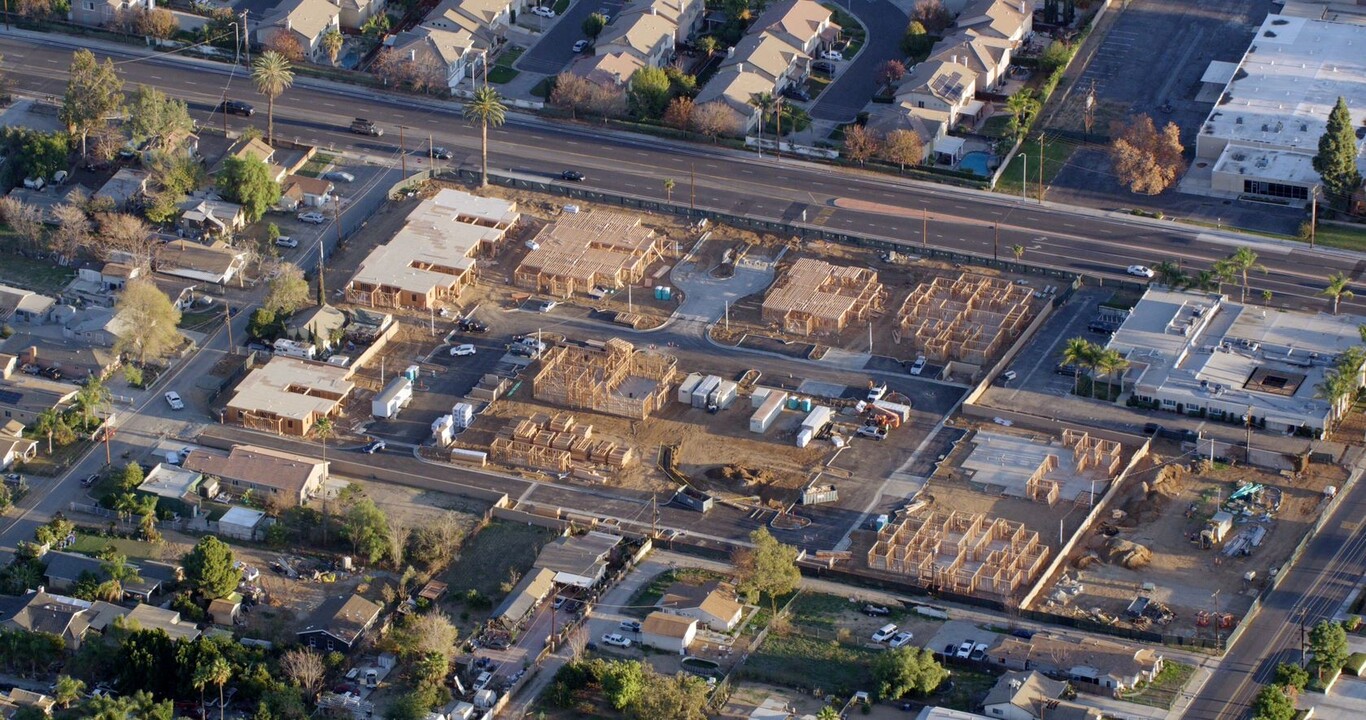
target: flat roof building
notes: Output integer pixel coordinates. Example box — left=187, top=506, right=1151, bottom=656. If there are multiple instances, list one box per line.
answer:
left=347, top=189, right=518, bottom=310
left=1196, top=15, right=1366, bottom=203
left=1108, top=287, right=1365, bottom=435
left=224, top=356, right=353, bottom=436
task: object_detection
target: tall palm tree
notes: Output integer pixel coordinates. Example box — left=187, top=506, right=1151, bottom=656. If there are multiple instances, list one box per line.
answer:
left=748, top=92, right=777, bottom=152
left=1223, top=247, right=1266, bottom=303
left=96, top=554, right=141, bottom=602
left=663, top=178, right=675, bottom=201
left=1152, top=260, right=1186, bottom=289
left=33, top=409, right=60, bottom=454
left=464, top=86, right=507, bottom=188
left=1061, top=337, right=1091, bottom=397
left=1100, top=349, right=1129, bottom=400
left=251, top=51, right=295, bottom=146
left=1322, top=272, right=1355, bottom=315
left=1191, top=269, right=1221, bottom=292
left=1010, top=244, right=1025, bottom=262
left=206, top=656, right=232, bottom=720
left=314, top=416, right=334, bottom=543
left=74, top=375, right=111, bottom=429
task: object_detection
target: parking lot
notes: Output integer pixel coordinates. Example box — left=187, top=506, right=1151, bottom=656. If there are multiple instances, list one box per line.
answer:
left=988, top=287, right=1112, bottom=401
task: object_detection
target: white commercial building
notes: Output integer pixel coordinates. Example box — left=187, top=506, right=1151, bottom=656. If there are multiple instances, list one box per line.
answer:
left=1107, top=287, right=1366, bottom=436
left=1196, top=15, right=1366, bottom=203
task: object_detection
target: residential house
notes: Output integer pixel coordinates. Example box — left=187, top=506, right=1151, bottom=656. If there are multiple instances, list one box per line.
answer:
left=137, top=464, right=205, bottom=515
left=0, top=419, right=38, bottom=470
left=596, top=11, right=676, bottom=68
left=41, top=551, right=165, bottom=602
left=0, top=688, right=57, bottom=716
left=658, top=580, right=744, bottom=631
left=122, top=603, right=202, bottom=642
left=639, top=0, right=705, bottom=43
left=575, top=51, right=645, bottom=87
left=388, top=25, right=490, bottom=92
left=282, top=174, right=335, bottom=207
left=217, top=506, right=268, bottom=541
left=62, top=307, right=132, bottom=348
left=93, top=168, right=149, bottom=210
left=691, top=67, right=776, bottom=132
left=491, top=567, right=555, bottom=630
left=956, top=0, right=1033, bottom=45
left=927, top=31, right=1013, bottom=92
left=982, top=671, right=1099, bottom=720
left=640, top=611, right=697, bottom=654
left=984, top=633, right=1164, bottom=695
left=70, top=0, right=152, bottom=28
left=0, top=355, right=80, bottom=425
left=532, top=531, right=621, bottom=588
left=0, top=284, right=56, bottom=325
left=256, top=0, right=341, bottom=61
left=894, top=58, right=982, bottom=141
left=152, top=276, right=200, bottom=311
left=0, top=590, right=93, bottom=650
left=221, top=357, right=354, bottom=437
left=865, top=107, right=938, bottom=164
left=183, top=443, right=328, bottom=505
left=286, top=305, right=348, bottom=349
left=335, top=0, right=386, bottom=29
left=219, top=137, right=287, bottom=183
left=425, top=0, right=522, bottom=43
left=208, top=595, right=243, bottom=626
left=747, top=0, right=838, bottom=56
left=156, top=240, right=247, bottom=286
left=178, top=198, right=246, bottom=237
left=297, top=593, right=383, bottom=653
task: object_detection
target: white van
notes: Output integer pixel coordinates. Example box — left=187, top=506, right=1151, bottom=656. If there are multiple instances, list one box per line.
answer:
left=872, top=623, right=898, bottom=642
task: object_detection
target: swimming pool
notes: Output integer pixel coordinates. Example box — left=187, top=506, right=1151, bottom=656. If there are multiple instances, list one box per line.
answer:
left=959, top=151, right=992, bottom=176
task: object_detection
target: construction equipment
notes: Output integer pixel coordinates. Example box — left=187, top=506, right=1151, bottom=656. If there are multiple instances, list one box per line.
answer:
left=865, top=403, right=902, bottom=430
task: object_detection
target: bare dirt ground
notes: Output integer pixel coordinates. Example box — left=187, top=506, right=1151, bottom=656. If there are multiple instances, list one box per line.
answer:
left=456, top=393, right=914, bottom=507
left=1036, top=441, right=1344, bottom=640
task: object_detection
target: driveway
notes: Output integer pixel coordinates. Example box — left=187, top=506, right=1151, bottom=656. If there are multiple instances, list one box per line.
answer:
left=808, top=0, right=908, bottom=122
left=517, top=0, right=615, bottom=74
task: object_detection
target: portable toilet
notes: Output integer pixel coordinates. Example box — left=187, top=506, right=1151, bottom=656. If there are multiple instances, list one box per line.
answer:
left=786, top=396, right=800, bottom=410
left=660, top=287, right=672, bottom=300
left=800, top=397, right=813, bottom=412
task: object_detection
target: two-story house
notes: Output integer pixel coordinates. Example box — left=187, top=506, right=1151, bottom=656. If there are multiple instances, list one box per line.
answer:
left=69, top=0, right=151, bottom=29
left=334, top=0, right=386, bottom=30
left=388, top=25, right=490, bottom=91
left=256, top=0, right=341, bottom=61
left=748, top=0, right=839, bottom=56
left=595, top=11, right=676, bottom=69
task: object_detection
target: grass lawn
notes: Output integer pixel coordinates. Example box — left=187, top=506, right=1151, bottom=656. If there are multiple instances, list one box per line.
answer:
left=1118, top=662, right=1195, bottom=709
left=1074, top=376, right=1122, bottom=402
left=488, top=66, right=520, bottom=84
left=20, top=439, right=96, bottom=477
left=994, top=135, right=1075, bottom=197
left=743, top=631, right=880, bottom=694
left=932, top=667, right=1000, bottom=711
left=806, top=74, right=832, bottom=100
left=979, top=115, right=1012, bottom=139
left=1307, top=223, right=1366, bottom=252
left=531, top=77, right=554, bottom=98
left=67, top=534, right=160, bottom=561
left=296, top=152, right=339, bottom=178
left=440, top=520, right=551, bottom=601
left=625, top=567, right=724, bottom=617
left=178, top=308, right=221, bottom=330
left=496, top=46, right=525, bottom=67
left=0, top=234, right=77, bottom=294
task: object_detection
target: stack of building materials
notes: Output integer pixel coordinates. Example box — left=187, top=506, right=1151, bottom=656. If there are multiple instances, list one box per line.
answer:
left=797, top=405, right=833, bottom=447
left=491, top=413, right=635, bottom=472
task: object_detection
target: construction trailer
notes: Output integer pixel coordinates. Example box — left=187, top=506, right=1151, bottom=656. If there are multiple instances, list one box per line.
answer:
left=750, top=391, right=788, bottom=433
left=432, top=415, right=454, bottom=445
left=867, top=509, right=1051, bottom=600
left=761, top=258, right=886, bottom=336
left=372, top=376, right=413, bottom=419
left=1203, top=511, right=1234, bottom=546
left=898, top=274, right=1035, bottom=365
left=691, top=375, right=722, bottom=409
left=532, top=338, right=677, bottom=420
left=677, top=373, right=704, bottom=404
left=707, top=381, right=738, bottom=412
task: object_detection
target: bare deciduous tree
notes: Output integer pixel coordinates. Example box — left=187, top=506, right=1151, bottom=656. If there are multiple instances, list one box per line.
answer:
left=550, top=72, right=593, bottom=119
left=279, top=648, right=326, bottom=698
left=1110, top=114, right=1187, bottom=195
left=50, top=203, right=91, bottom=262
left=97, top=212, right=155, bottom=266
left=912, top=0, right=953, bottom=33
left=692, top=101, right=740, bottom=142
left=879, top=128, right=924, bottom=170
left=0, top=197, right=44, bottom=250
left=265, top=32, right=305, bottom=63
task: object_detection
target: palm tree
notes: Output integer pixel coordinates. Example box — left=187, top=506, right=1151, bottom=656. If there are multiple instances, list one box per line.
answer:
left=1099, top=349, right=1129, bottom=400
left=748, top=91, right=777, bottom=152
left=74, top=375, right=111, bottom=429
left=206, top=656, right=232, bottom=720
left=1062, top=337, right=1092, bottom=397
left=464, top=86, right=507, bottom=188
left=33, top=409, right=60, bottom=454
left=1152, top=260, right=1186, bottom=289
left=1223, top=246, right=1267, bottom=303
left=315, top=416, right=334, bottom=543
left=697, top=36, right=718, bottom=59
left=1010, top=244, right=1025, bottom=262
left=663, top=178, right=675, bottom=201
left=321, top=29, right=344, bottom=66
left=1322, top=272, right=1354, bottom=315
left=251, top=51, right=295, bottom=145
left=96, top=554, right=141, bottom=602
left=1262, top=290, right=1273, bottom=306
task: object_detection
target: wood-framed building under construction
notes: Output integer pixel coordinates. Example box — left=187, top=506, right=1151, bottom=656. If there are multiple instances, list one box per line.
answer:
left=898, top=274, right=1034, bottom=364
left=514, top=210, right=666, bottom=299
left=761, top=258, right=885, bottom=336
left=532, top=338, right=676, bottom=420
left=867, top=508, right=1050, bottom=600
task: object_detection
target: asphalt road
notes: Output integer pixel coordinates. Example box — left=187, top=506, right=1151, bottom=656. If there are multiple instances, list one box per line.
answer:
left=1183, top=465, right=1366, bottom=720
left=807, top=0, right=907, bottom=122
left=1, top=30, right=1361, bottom=318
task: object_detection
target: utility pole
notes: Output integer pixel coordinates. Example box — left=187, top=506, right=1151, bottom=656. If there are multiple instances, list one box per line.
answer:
left=398, top=125, right=407, bottom=177
left=922, top=208, right=928, bottom=247
left=1038, top=135, right=1045, bottom=204
left=333, top=194, right=343, bottom=253
left=651, top=494, right=658, bottom=539
left=1021, top=153, right=1027, bottom=200
left=1310, top=189, right=1318, bottom=248
left=689, top=163, right=696, bottom=211
left=774, top=98, right=782, bottom=161
left=241, top=10, right=250, bottom=66
left=1245, top=403, right=1253, bottom=465
left=320, top=224, right=330, bottom=304
left=428, top=133, right=434, bottom=165
left=1083, top=81, right=1096, bottom=140
left=993, top=222, right=999, bottom=261
left=224, top=301, right=235, bottom=354
left=1212, top=590, right=1222, bottom=650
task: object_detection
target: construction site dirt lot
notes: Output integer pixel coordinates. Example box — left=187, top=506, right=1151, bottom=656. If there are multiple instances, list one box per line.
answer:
left=1034, top=443, right=1345, bottom=640
left=708, top=237, right=1049, bottom=369
left=455, top=390, right=927, bottom=511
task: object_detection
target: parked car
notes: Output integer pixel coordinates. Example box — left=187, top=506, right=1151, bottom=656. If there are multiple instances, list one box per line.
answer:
left=349, top=118, right=383, bottom=136
left=274, top=236, right=298, bottom=248
left=821, top=50, right=844, bottom=61
left=1126, top=264, right=1155, bottom=278
left=889, top=631, right=915, bottom=648
left=619, top=620, right=642, bottom=633
left=450, top=344, right=477, bottom=357
left=164, top=391, right=184, bottom=410
left=572, top=39, right=589, bottom=53
left=81, top=474, right=99, bottom=487
left=1000, top=370, right=1018, bottom=384
left=969, top=643, right=988, bottom=661
left=532, top=5, right=555, bottom=16
left=560, top=170, right=585, bottom=182
left=910, top=356, right=927, bottom=375
left=955, top=640, right=975, bottom=659
left=1055, top=363, right=1080, bottom=376
left=863, top=604, right=891, bottom=616
left=362, top=440, right=386, bottom=454
left=812, top=60, right=836, bottom=74
left=218, top=100, right=254, bottom=116
left=430, top=146, right=453, bottom=159
left=601, top=633, right=632, bottom=648
left=872, top=624, right=898, bottom=642
left=458, top=318, right=489, bottom=333
left=534, top=300, right=558, bottom=313
left=781, top=86, right=811, bottom=102
left=41, top=367, right=62, bottom=380
left=867, top=382, right=887, bottom=402
left=298, top=211, right=327, bottom=224
left=324, top=170, right=355, bottom=183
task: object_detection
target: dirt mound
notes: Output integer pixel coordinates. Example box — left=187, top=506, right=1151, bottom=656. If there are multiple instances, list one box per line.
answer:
left=1120, top=463, right=1188, bottom=524
left=1103, top=538, right=1152, bottom=569
left=706, top=464, right=776, bottom=487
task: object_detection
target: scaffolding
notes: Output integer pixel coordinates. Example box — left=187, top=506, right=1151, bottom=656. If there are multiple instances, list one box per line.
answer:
left=867, top=509, right=1050, bottom=600
left=532, top=338, right=677, bottom=420
left=514, top=210, right=665, bottom=298
left=761, top=258, right=886, bottom=336
left=898, top=274, right=1035, bottom=364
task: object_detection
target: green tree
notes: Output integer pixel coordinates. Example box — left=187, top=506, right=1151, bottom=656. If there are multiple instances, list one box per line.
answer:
left=248, top=307, right=278, bottom=340
left=1223, top=246, right=1267, bottom=303
left=1251, top=684, right=1296, bottom=720
left=114, top=279, right=182, bottom=365
left=1152, top=259, right=1187, bottom=288
left=321, top=29, right=345, bottom=66
left=183, top=536, right=242, bottom=600
left=872, top=647, right=948, bottom=700
left=203, top=656, right=232, bottom=720
left=624, top=669, right=709, bottom=720
left=126, top=85, right=193, bottom=147
left=628, top=66, right=672, bottom=120
left=901, top=20, right=932, bottom=57
left=732, top=527, right=800, bottom=615
left=120, top=461, right=145, bottom=492
left=1096, top=348, right=1129, bottom=400
left=342, top=496, right=391, bottom=564
left=251, top=51, right=294, bottom=146
left=748, top=91, right=778, bottom=153
left=5, top=128, right=71, bottom=183
left=464, top=87, right=507, bottom=188
left=816, top=707, right=840, bottom=720
left=582, top=12, right=607, bottom=38
left=1010, top=244, right=1025, bottom=262
left=218, top=154, right=282, bottom=223
left=1322, top=272, right=1354, bottom=315
left=663, top=178, right=676, bottom=201
left=1005, top=89, right=1040, bottom=142
left=1061, top=337, right=1098, bottom=397
left=61, top=49, right=124, bottom=158
left=53, top=675, right=86, bottom=709
left=385, top=691, right=429, bottom=720
left=74, top=374, right=112, bottom=428
left=263, top=262, right=311, bottom=316
left=97, top=553, right=143, bottom=602
left=1275, top=661, right=1310, bottom=692
left=600, top=660, right=645, bottom=710
left=1313, top=97, right=1362, bottom=209
left=1309, top=619, right=1349, bottom=680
